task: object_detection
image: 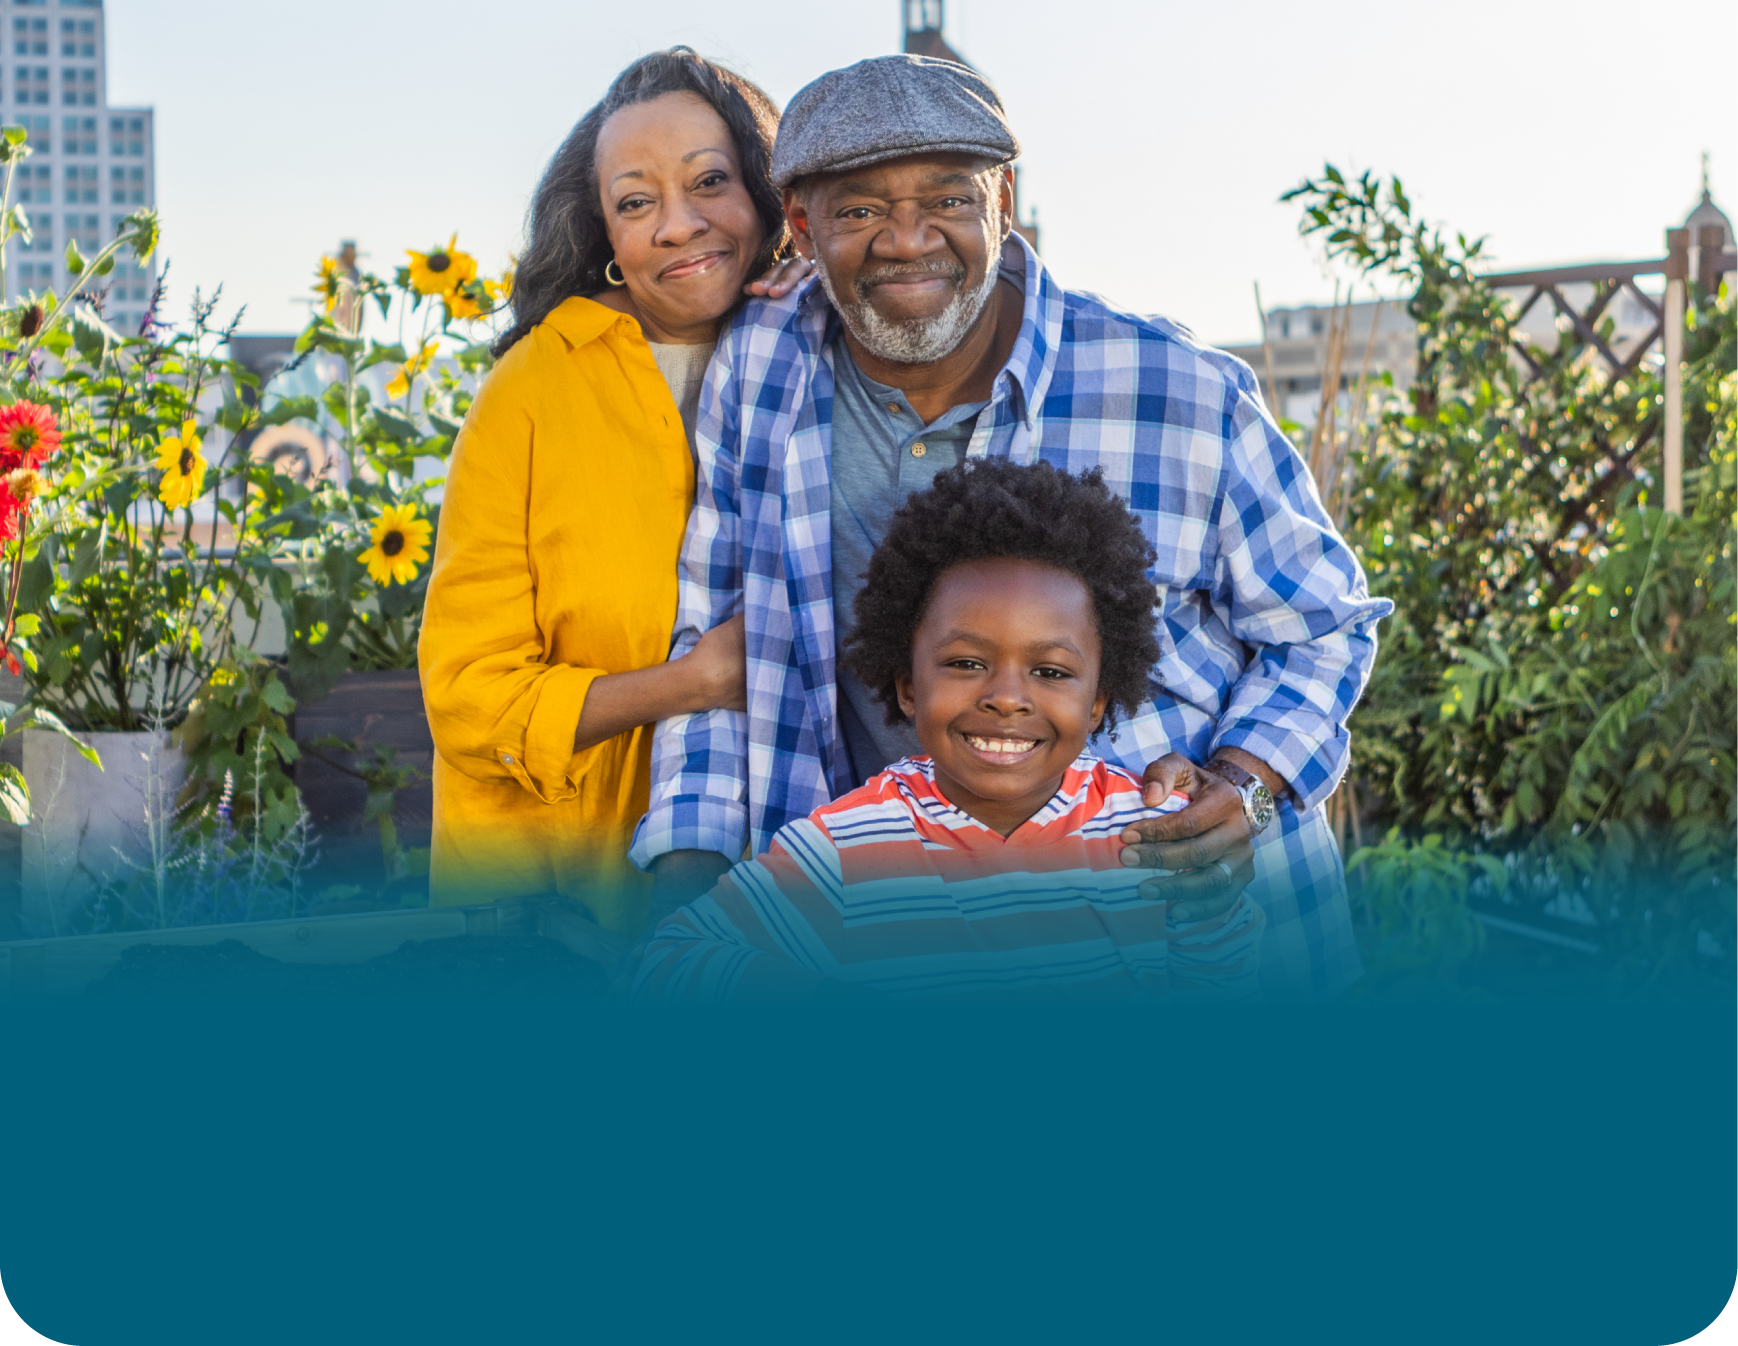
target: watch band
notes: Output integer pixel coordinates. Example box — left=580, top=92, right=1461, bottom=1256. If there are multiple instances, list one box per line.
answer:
left=1203, top=757, right=1258, bottom=792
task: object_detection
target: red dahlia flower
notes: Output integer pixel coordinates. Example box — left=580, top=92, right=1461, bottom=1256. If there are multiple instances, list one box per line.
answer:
left=0, top=478, right=22, bottom=542
left=0, top=401, right=60, bottom=470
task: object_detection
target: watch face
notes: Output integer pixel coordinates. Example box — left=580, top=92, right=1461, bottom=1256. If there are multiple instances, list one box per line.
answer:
left=1248, top=782, right=1275, bottom=832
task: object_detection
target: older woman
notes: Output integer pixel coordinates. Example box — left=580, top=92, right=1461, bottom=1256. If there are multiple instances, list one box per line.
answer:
left=419, top=49, right=806, bottom=935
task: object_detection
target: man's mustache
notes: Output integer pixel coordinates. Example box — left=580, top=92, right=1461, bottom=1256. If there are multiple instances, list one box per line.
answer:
left=853, top=260, right=966, bottom=301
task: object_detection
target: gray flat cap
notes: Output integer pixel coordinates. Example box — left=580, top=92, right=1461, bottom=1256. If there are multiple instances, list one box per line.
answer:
left=771, top=54, right=1020, bottom=189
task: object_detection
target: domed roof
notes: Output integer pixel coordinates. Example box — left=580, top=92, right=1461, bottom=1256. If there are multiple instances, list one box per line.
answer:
left=1685, top=154, right=1731, bottom=249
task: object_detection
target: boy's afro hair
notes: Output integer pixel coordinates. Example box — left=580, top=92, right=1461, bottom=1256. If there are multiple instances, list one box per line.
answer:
left=842, top=458, right=1160, bottom=737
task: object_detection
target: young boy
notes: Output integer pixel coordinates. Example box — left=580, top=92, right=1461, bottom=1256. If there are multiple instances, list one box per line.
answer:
left=633, top=460, right=1264, bottom=1003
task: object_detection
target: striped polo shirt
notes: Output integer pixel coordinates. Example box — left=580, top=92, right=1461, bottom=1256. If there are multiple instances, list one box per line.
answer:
left=634, top=754, right=1265, bottom=1004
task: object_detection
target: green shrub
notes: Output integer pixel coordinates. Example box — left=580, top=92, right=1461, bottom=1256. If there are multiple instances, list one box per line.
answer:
left=1285, top=167, right=1736, bottom=978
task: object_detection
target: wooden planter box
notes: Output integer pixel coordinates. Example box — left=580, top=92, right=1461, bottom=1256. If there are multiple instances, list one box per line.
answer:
left=291, top=667, right=435, bottom=887
left=0, top=894, right=628, bottom=998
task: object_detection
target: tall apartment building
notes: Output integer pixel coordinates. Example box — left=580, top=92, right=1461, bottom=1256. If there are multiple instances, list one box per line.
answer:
left=1, top=0, right=154, bottom=334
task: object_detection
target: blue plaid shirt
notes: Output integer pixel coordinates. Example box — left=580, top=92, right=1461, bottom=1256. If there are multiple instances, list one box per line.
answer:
left=629, top=237, right=1392, bottom=998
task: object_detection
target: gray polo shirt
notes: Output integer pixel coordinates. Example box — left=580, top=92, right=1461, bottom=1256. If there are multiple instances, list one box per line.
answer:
left=827, top=342, right=987, bottom=788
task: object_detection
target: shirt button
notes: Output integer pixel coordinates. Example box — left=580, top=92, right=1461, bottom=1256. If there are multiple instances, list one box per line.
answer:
left=886, top=403, right=901, bottom=415
left=911, top=442, right=927, bottom=458
left=501, top=753, right=515, bottom=766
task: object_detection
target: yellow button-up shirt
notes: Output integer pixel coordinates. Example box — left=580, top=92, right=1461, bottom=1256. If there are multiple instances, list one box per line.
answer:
left=419, top=296, right=694, bottom=934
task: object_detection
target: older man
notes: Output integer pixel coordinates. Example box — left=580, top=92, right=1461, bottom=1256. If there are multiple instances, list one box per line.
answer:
left=629, top=55, right=1392, bottom=997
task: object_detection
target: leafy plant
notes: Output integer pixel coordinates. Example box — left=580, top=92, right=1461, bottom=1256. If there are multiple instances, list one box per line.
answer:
left=174, top=654, right=301, bottom=844
left=0, top=116, right=506, bottom=927
left=276, top=243, right=506, bottom=699
left=1285, top=166, right=1736, bottom=977
left=1346, top=828, right=1498, bottom=975
left=301, top=735, right=430, bottom=893
left=0, top=699, right=100, bottom=823
left=91, top=740, right=321, bottom=933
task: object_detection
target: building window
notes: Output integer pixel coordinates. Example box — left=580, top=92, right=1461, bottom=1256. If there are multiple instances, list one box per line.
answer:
left=11, top=16, right=48, bottom=57
left=15, top=162, right=50, bottom=203
left=61, top=112, right=93, bottom=153
left=60, top=66, right=95, bottom=106
left=63, top=162, right=96, bottom=204
left=13, top=63, right=49, bottom=105
left=109, top=115, right=144, bottom=157
left=109, top=164, right=145, bottom=205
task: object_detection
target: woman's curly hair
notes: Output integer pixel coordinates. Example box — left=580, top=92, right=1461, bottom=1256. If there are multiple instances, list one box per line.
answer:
left=843, top=459, right=1161, bottom=738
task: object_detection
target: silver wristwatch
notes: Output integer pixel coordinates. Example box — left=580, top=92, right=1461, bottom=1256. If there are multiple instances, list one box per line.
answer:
left=1205, top=758, right=1276, bottom=835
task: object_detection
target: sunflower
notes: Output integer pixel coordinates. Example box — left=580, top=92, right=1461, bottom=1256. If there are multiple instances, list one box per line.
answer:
left=360, top=503, right=432, bottom=586
left=386, top=341, right=438, bottom=399
left=487, top=266, right=514, bottom=305
left=444, top=279, right=487, bottom=323
left=313, top=255, right=344, bottom=315
left=0, top=401, right=61, bottom=469
left=406, top=234, right=477, bottom=297
left=155, top=420, right=207, bottom=510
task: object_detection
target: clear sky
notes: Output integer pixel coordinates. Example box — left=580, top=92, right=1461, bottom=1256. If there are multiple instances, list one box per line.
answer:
left=106, top=0, right=1736, bottom=346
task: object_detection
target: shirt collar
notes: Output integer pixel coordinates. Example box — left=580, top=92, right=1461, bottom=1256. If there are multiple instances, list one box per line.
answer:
left=542, top=294, right=641, bottom=349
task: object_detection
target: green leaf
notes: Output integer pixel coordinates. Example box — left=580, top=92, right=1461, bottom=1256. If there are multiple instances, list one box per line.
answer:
left=0, top=761, right=28, bottom=825
left=370, top=407, right=418, bottom=444
left=259, top=675, right=295, bottom=716
left=64, top=239, right=84, bottom=276
left=67, top=305, right=120, bottom=363
left=320, top=382, right=352, bottom=427
left=15, top=708, right=102, bottom=769
left=68, top=525, right=105, bottom=586
left=216, top=387, right=252, bottom=433
left=258, top=394, right=319, bottom=428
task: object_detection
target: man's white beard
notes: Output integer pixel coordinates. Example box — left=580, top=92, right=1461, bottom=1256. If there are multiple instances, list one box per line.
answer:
left=819, top=257, right=1001, bottom=366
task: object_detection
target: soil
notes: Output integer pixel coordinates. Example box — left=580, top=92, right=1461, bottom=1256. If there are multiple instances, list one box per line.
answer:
left=88, top=934, right=610, bottom=998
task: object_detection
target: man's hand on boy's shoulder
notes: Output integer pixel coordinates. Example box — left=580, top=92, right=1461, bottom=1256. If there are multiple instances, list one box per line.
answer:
left=1118, top=749, right=1288, bottom=922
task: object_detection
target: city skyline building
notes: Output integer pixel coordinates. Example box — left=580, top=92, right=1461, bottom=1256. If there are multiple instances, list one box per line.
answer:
left=1, top=0, right=154, bottom=333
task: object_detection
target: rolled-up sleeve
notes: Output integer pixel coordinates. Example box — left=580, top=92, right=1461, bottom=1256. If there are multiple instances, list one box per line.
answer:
left=419, top=370, right=608, bottom=805
left=1206, top=392, right=1392, bottom=811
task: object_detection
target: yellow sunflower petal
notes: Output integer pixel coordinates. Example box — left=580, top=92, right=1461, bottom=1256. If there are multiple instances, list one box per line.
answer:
left=361, top=545, right=391, bottom=586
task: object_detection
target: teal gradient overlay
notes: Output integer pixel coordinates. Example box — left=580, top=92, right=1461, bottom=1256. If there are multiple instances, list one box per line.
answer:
left=1, top=981, right=1731, bottom=1343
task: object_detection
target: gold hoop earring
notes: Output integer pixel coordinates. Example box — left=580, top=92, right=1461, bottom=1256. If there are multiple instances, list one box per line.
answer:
left=604, top=259, right=627, bottom=287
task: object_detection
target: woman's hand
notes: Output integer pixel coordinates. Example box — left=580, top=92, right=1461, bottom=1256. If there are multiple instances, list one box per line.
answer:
left=683, top=613, right=747, bottom=713
left=743, top=255, right=815, bottom=299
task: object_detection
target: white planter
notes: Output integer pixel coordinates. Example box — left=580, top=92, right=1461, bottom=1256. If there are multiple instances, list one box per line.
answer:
left=20, top=729, right=184, bottom=939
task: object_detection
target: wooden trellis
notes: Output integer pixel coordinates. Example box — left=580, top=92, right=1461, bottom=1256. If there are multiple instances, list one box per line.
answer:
left=1484, top=226, right=1735, bottom=512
